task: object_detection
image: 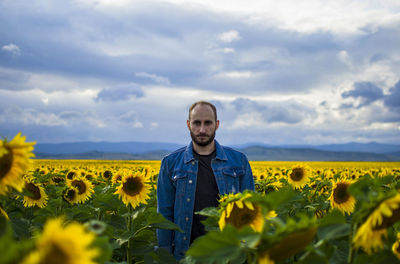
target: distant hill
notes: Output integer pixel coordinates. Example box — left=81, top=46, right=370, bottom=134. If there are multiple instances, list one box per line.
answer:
left=35, top=141, right=400, bottom=156
left=34, top=145, right=400, bottom=161
left=388, top=151, right=400, bottom=157
left=34, top=141, right=183, bottom=154
left=240, top=146, right=400, bottom=161
left=35, top=150, right=171, bottom=160
left=232, top=142, right=400, bottom=154
left=303, top=142, right=400, bottom=154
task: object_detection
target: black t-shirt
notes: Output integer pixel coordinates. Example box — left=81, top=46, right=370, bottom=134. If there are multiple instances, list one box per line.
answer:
left=190, top=150, right=219, bottom=243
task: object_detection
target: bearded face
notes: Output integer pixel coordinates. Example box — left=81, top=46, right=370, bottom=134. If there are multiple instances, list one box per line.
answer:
left=187, top=104, right=219, bottom=148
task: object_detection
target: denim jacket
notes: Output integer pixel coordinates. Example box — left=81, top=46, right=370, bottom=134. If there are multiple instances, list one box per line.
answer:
left=156, top=140, right=255, bottom=260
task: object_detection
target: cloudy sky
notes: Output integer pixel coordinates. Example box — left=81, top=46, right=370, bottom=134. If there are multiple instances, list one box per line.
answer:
left=1, top=0, right=400, bottom=146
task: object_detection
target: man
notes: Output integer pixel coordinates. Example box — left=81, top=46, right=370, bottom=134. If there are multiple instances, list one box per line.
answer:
left=156, top=101, right=255, bottom=260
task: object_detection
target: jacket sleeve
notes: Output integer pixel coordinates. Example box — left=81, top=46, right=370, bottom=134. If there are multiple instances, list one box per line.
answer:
left=156, top=157, right=175, bottom=253
left=240, top=154, right=255, bottom=191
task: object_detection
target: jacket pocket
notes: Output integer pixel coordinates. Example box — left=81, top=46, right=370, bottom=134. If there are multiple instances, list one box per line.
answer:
left=171, top=172, right=188, bottom=197
left=222, top=168, right=244, bottom=194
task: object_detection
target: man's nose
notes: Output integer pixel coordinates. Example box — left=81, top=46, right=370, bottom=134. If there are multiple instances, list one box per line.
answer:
left=199, top=124, right=206, bottom=133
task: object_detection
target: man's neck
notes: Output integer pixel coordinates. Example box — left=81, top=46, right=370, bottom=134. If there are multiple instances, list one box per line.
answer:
left=192, top=140, right=216, bottom=155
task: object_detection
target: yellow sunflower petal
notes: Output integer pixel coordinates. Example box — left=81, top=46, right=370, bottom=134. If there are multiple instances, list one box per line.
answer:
left=245, top=201, right=254, bottom=211
left=235, top=200, right=244, bottom=209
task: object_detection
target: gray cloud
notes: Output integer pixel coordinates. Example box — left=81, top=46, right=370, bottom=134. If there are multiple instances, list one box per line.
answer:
left=135, top=72, right=170, bottom=85
left=384, top=81, right=400, bottom=109
left=0, top=1, right=399, bottom=145
left=0, top=69, right=31, bottom=91
left=341, top=82, right=384, bottom=108
left=231, top=98, right=316, bottom=124
left=94, top=83, right=144, bottom=102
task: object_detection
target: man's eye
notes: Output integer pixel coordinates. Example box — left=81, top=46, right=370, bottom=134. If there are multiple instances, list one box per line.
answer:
left=193, top=121, right=201, bottom=125
left=205, top=121, right=212, bottom=125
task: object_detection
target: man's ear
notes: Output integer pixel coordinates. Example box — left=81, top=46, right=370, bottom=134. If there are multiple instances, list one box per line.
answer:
left=216, top=120, right=220, bottom=130
left=187, top=120, right=190, bottom=129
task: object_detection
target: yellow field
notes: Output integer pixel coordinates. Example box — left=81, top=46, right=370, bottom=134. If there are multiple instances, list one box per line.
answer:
left=33, top=159, right=400, bottom=171
left=2, top=158, right=400, bottom=263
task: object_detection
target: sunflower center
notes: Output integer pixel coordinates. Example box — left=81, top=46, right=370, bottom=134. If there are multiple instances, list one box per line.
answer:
left=65, top=188, right=76, bottom=201
left=51, top=177, right=65, bottom=184
left=373, top=207, right=400, bottom=230
left=290, top=168, right=304, bottom=181
left=227, top=203, right=258, bottom=229
left=25, top=183, right=41, bottom=200
left=72, top=180, right=86, bottom=195
left=40, top=243, right=70, bottom=264
left=333, top=183, right=350, bottom=204
left=0, top=148, right=13, bottom=180
left=122, top=177, right=143, bottom=196
left=66, top=171, right=76, bottom=180
left=103, top=170, right=112, bottom=179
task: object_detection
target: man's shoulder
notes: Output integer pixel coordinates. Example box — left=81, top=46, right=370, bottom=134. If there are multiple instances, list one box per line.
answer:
left=220, top=144, right=247, bottom=158
left=162, top=146, right=186, bottom=161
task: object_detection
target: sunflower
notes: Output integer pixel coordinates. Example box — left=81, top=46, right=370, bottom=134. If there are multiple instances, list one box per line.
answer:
left=66, top=177, right=94, bottom=203
left=329, top=179, right=356, bottom=215
left=0, top=133, right=35, bottom=195
left=63, top=187, right=80, bottom=204
left=287, top=164, right=310, bottom=189
left=218, top=192, right=265, bottom=232
left=111, top=170, right=125, bottom=185
left=267, top=226, right=317, bottom=262
left=392, top=233, right=400, bottom=260
left=84, top=173, right=96, bottom=182
left=23, top=217, right=99, bottom=264
left=23, top=180, right=48, bottom=208
left=142, top=166, right=153, bottom=179
left=114, top=172, right=151, bottom=208
left=66, top=169, right=79, bottom=181
left=50, top=176, right=65, bottom=185
left=102, top=170, right=113, bottom=181
left=353, top=193, right=400, bottom=254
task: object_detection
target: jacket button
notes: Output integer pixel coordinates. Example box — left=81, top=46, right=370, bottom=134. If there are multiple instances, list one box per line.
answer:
left=192, top=161, right=195, bottom=165
left=187, top=198, right=191, bottom=202
left=188, top=180, right=192, bottom=184
left=185, top=217, right=189, bottom=221
left=183, top=236, right=187, bottom=240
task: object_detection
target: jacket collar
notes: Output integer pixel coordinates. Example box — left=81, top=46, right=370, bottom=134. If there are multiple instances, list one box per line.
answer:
left=183, top=140, right=228, bottom=163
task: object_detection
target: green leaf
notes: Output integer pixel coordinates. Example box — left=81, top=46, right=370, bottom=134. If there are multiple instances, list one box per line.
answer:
left=317, top=210, right=346, bottom=227
left=317, top=224, right=350, bottom=241
left=195, top=207, right=220, bottom=218
left=264, top=187, right=297, bottom=209
left=116, top=230, right=135, bottom=245
left=0, top=217, right=34, bottom=264
left=354, top=248, right=398, bottom=264
left=329, top=240, right=348, bottom=264
left=154, top=247, right=177, bottom=264
left=93, top=236, right=113, bottom=264
left=186, top=225, right=249, bottom=263
left=146, top=210, right=182, bottom=232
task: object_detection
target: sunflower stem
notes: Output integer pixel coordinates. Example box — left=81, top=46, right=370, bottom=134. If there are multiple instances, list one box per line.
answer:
left=348, top=223, right=357, bottom=264
left=127, top=204, right=133, bottom=264
left=97, top=209, right=102, bottom=221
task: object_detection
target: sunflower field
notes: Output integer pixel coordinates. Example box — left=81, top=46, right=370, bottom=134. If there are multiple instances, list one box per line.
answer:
left=1, top=133, right=400, bottom=264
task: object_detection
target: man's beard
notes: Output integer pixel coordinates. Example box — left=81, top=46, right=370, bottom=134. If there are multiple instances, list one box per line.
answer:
left=190, top=130, right=216, bottom=147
